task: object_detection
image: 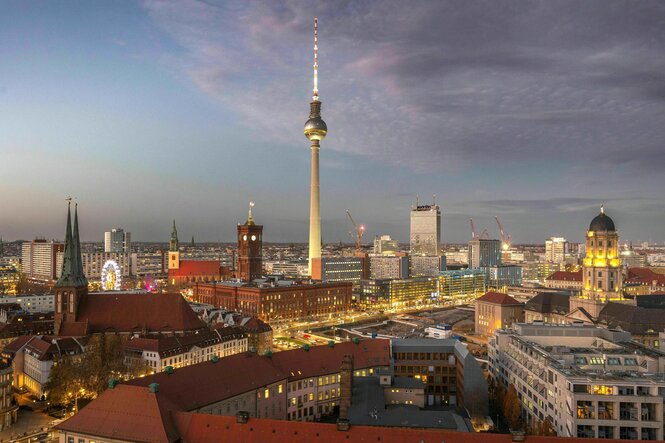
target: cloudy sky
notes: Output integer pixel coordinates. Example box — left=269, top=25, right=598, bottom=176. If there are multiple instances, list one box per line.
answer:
left=1, top=1, right=664, bottom=244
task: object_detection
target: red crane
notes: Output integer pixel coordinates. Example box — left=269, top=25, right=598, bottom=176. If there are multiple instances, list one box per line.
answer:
left=469, top=218, right=489, bottom=240
left=495, top=216, right=512, bottom=251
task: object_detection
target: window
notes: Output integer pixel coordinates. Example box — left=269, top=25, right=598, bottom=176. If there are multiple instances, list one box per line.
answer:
left=264, top=389, right=270, bottom=399
left=594, top=385, right=613, bottom=395
left=606, top=357, right=621, bottom=366
left=624, top=357, right=637, bottom=365
left=278, top=384, right=283, bottom=394
left=589, top=357, right=604, bottom=365
left=574, top=357, right=588, bottom=365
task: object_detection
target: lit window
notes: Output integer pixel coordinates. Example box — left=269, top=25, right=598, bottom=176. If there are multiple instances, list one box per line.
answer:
left=278, top=384, right=283, bottom=394
left=264, top=389, right=270, bottom=399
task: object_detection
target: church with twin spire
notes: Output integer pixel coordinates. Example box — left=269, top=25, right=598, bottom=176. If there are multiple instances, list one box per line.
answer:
left=53, top=203, right=205, bottom=337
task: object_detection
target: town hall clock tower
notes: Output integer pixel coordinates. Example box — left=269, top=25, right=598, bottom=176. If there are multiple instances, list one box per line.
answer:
left=237, top=202, right=263, bottom=282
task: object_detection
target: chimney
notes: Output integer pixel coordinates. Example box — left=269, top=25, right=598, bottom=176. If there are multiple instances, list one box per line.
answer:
left=148, top=383, right=159, bottom=394
left=339, top=354, right=353, bottom=421
left=236, top=411, right=250, bottom=424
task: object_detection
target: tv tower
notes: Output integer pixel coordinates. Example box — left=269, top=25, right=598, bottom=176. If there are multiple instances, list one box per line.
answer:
left=304, top=17, right=327, bottom=276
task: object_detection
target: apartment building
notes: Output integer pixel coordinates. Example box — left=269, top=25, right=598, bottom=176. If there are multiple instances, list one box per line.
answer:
left=489, top=323, right=665, bottom=440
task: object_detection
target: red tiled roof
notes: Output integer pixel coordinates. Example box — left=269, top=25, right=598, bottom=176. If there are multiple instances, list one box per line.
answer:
left=2, top=334, right=34, bottom=354
left=476, top=291, right=521, bottom=306
left=24, top=335, right=87, bottom=361
left=271, top=338, right=389, bottom=381
left=627, top=268, right=665, bottom=286
left=546, top=270, right=582, bottom=282
left=58, top=321, right=88, bottom=337
left=55, top=384, right=180, bottom=443
left=126, top=340, right=390, bottom=410
left=172, top=413, right=628, bottom=443
left=73, top=293, right=205, bottom=334
left=168, top=260, right=221, bottom=278
left=127, top=351, right=290, bottom=411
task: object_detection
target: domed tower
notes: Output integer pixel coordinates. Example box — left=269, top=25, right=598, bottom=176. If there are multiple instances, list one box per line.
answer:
left=304, top=17, right=327, bottom=276
left=583, top=206, right=622, bottom=299
left=571, top=206, right=623, bottom=319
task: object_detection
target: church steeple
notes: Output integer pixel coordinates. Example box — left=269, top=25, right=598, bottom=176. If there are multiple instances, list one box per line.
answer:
left=54, top=201, right=88, bottom=335
left=170, top=220, right=179, bottom=252
left=56, top=202, right=86, bottom=287
left=72, top=204, right=87, bottom=285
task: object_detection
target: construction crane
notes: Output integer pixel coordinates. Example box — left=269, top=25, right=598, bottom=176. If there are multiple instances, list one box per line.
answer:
left=346, top=210, right=365, bottom=253
left=495, top=216, right=512, bottom=251
left=469, top=218, right=489, bottom=240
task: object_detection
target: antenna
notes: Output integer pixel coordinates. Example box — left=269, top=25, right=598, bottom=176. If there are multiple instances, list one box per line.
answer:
left=313, top=17, right=319, bottom=101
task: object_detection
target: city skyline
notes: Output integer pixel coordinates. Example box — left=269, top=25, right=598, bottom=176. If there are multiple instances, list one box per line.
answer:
left=2, top=1, right=665, bottom=244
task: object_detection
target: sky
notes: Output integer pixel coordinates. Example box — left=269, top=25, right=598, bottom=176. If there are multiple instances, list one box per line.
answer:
left=1, top=0, right=664, bottom=245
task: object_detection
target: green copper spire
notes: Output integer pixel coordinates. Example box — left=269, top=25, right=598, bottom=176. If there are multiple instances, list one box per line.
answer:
left=72, top=204, right=87, bottom=285
left=56, top=202, right=86, bottom=287
left=169, top=220, right=179, bottom=252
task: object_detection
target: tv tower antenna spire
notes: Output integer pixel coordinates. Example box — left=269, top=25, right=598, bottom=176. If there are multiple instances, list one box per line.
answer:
left=313, top=17, right=319, bottom=101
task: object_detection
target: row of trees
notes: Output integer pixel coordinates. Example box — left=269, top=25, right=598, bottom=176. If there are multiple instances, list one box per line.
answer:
left=45, top=334, right=149, bottom=406
left=488, top=377, right=555, bottom=436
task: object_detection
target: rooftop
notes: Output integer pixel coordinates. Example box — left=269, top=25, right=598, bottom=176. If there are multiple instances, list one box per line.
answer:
left=476, top=291, right=522, bottom=306
left=126, top=339, right=390, bottom=410
left=348, top=376, right=471, bottom=431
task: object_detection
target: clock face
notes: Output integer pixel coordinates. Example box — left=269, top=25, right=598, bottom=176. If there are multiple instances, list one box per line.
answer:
left=243, top=235, right=247, bottom=241
left=251, top=235, right=257, bottom=241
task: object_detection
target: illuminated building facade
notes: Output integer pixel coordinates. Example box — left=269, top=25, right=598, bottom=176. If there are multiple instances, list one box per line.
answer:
left=438, top=269, right=486, bottom=301
left=354, top=277, right=438, bottom=311
left=410, top=204, right=441, bottom=257
left=311, top=256, right=367, bottom=283
left=545, top=237, right=568, bottom=263
left=572, top=207, right=623, bottom=318
left=0, top=361, right=18, bottom=431
left=193, top=279, right=352, bottom=322
left=0, top=265, right=19, bottom=294
left=369, top=256, right=409, bottom=279
left=410, top=255, right=445, bottom=277
left=474, top=291, right=523, bottom=337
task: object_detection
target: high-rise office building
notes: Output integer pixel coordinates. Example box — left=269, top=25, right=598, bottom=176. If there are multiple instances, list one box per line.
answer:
left=104, top=228, right=131, bottom=253
left=410, top=203, right=441, bottom=257
left=545, top=236, right=568, bottom=263
left=468, top=239, right=501, bottom=269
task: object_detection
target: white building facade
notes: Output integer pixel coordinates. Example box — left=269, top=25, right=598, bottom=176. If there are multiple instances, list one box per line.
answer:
left=489, top=323, right=665, bottom=440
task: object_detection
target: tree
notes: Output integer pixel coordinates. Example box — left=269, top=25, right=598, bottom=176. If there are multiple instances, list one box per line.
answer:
left=488, top=377, right=506, bottom=419
left=503, top=384, right=522, bottom=430
left=530, top=417, right=556, bottom=436
left=45, top=334, right=136, bottom=407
